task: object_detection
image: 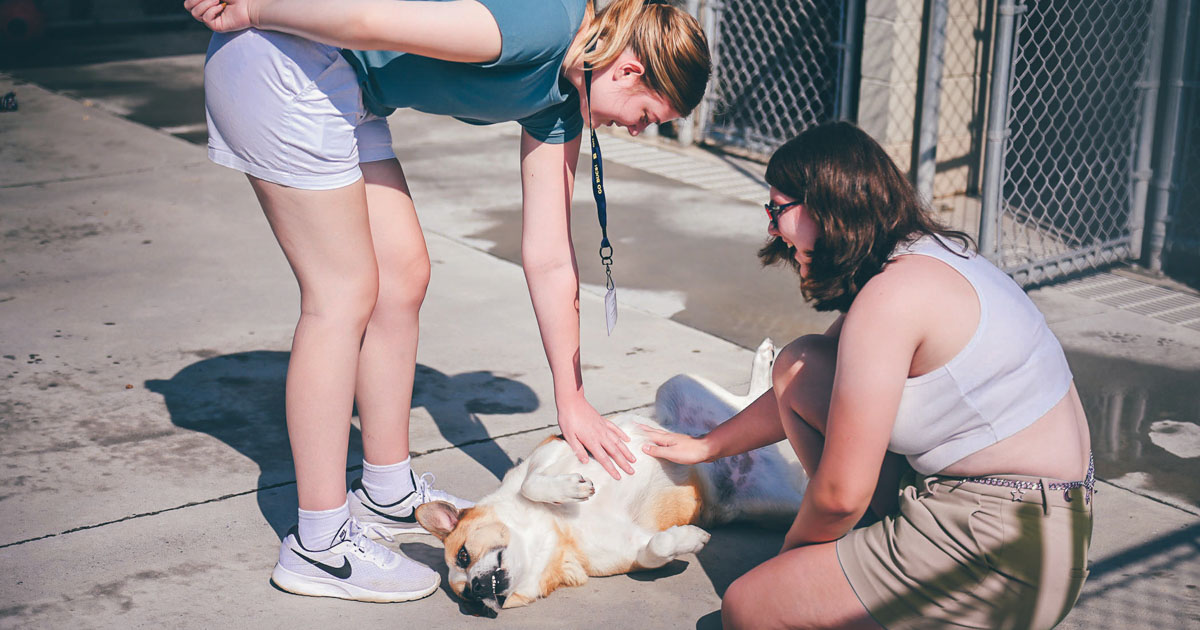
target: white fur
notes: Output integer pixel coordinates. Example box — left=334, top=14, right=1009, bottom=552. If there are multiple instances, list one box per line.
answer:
left=428, top=338, right=807, bottom=609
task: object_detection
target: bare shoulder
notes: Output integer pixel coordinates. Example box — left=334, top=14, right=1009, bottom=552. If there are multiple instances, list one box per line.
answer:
left=846, top=256, right=930, bottom=316
left=844, top=254, right=973, bottom=338
left=864, top=255, right=973, bottom=306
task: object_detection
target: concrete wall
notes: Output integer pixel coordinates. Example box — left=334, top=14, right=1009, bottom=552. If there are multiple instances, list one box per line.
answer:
left=857, top=0, right=925, bottom=173
left=857, top=0, right=990, bottom=235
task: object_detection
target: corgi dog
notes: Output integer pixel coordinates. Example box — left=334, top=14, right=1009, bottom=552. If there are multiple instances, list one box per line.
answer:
left=415, top=340, right=807, bottom=611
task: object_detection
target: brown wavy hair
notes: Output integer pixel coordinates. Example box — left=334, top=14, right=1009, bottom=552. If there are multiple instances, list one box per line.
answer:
left=565, top=0, right=711, bottom=116
left=758, top=121, right=975, bottom=312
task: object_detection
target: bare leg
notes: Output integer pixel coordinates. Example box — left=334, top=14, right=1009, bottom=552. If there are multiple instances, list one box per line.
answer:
left=249, top=175, right=378, bottom=511
left=722, top=542, right=881, bottom=630
left=354, top=159, right=430, bottom=465
left=771, top=335, right=838, bottom=476
left=772, top=334, right=905, bottom=517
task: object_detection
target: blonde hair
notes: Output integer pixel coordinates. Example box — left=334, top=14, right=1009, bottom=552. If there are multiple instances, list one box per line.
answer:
left=566, top=0, right=711, bottom=116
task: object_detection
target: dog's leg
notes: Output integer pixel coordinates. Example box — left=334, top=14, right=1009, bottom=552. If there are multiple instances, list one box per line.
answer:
left=747, top=337, right=776, bottom=398
left=634, top=525, right=711, bottom=570
left=520, top=472, right=595, bottom=504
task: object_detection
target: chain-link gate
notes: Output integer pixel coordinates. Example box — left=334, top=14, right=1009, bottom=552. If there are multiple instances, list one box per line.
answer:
left=980, top=0, right=1162, bottom=286
left=696, top=0, right=854, bottom=157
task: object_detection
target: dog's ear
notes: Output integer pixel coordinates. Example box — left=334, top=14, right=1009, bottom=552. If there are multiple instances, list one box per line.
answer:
left=415, top=500, right=461, bottom=540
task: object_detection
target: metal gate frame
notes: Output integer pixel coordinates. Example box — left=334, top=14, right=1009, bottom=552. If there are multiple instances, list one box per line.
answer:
left=978, top=0, right=1167, bottom=286
left=1147, top=0, right=1199, bottom=280
left=692, top=0, right=859, bottom=158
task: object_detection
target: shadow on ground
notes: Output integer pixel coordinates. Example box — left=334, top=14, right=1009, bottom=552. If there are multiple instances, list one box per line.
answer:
left=146, top=350, right=537, bottom=538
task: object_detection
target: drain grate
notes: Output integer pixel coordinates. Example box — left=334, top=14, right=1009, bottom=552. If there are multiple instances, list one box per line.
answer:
left=1059, top=272, right=1200, bottom=330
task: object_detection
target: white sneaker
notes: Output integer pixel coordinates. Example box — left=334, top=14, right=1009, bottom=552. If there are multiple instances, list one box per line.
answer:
left=348, top=471, right=475, bottom=537
left=271, top=518, right=439, bottom=602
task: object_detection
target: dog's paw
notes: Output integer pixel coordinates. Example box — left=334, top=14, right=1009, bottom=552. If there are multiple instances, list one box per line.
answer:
left=556, top=473, right=594, bottom=503
left=649, top=525, right=711, bottom=559
left=756, top=337, right=776, bottom=361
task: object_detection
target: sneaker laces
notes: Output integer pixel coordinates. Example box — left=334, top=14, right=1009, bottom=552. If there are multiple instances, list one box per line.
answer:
left=346, top=521, right=398, bottom=568
left=414, top=472, right=438, bottom=503
left=414, top=471, right=458, bottom=504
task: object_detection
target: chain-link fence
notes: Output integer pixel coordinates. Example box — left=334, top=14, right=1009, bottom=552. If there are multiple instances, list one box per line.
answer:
left=981, top=0, right=1159, bottom=285
left=696, top=0, right=853, bottom=157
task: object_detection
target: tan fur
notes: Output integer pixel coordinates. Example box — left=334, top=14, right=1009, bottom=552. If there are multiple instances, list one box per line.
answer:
left=535, top=434, right=565, bottom=449
left=648, top=469, right=704, bottom=532
left=538, top=523, right=592, bottom=595
left=441, top=506, right=484, bottom=557
left=441, top=506, right=513, bottom=596
left=500, top=592, right=536, bottom=609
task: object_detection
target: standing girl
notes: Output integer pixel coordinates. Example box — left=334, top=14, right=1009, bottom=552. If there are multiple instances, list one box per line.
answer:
left=184, top=0, right=710, bottom=602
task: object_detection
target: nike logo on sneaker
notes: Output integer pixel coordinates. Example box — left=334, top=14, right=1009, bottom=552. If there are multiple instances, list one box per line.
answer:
left=361, top=500, right=419, bottom=524
left=293, top=550, right=353, bottom=579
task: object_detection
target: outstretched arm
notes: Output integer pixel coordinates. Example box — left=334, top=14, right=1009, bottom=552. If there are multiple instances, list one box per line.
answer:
left=519, top=130, right=636, bottom=481
left=640, top=389, right=786, bottom=465
left=184, top=0, right=501, bottom=63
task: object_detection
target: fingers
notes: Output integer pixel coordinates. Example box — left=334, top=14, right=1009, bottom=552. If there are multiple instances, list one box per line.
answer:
left=186, top=0, right=220, bottom=19
left=565, top=433, right=589, bottom=465
left=641, top=442, right=679, bottom=464
left=201, top=2, right=225, bottom=23
left=588, top=441, right=622, bottom=480
left=611, top=436, right=637, bottom=472
left=578, top=434, right=631, bottom=480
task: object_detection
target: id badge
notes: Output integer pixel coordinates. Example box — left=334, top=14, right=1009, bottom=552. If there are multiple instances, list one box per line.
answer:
left=604, top=286, right=618, bottom=335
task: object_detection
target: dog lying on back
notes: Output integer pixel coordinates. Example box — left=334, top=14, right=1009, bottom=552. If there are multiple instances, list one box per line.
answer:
left=415, top=340, right=807, bottom=611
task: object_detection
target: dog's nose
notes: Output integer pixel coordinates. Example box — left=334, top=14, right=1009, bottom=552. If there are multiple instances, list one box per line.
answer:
left=469, top=576, right=490, bottom=599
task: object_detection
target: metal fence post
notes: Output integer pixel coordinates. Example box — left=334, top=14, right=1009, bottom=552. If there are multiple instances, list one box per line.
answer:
left=1129, top=0, right=1170, bottom=263
left=696, top=0, right=725, bottom=145
left=1146, top=0, right=1193, bottom=271
left=838, top=0, right=861, bottom=121
left=978, top=0, right=1022, bottom=260
left=676, top=0, right=703, bottom=146
left=915, top=0, right=950, bottom=205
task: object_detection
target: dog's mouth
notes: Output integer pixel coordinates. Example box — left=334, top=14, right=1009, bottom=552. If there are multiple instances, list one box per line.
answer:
left=462, top=569, right=510, bottom=612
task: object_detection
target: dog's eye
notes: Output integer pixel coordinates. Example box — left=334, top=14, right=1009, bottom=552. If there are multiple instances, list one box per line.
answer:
left=456, top=547, right=470, bottom=568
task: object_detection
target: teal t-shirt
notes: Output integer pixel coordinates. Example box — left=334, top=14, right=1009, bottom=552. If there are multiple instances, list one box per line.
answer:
left=341, top=0, right=586, bottom=144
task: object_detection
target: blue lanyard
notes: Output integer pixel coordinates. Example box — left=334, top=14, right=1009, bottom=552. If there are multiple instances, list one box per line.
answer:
left=584, top=68, right=615, bottom=293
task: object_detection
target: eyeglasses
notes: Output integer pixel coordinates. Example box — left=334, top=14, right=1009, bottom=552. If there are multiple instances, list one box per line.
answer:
left=764, top=199, right=803, bottom=231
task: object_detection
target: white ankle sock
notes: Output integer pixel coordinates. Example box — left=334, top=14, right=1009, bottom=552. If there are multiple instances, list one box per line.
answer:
left=297, top=501, right=350, bottom=550
left=362, top=456, right=416, bottom=505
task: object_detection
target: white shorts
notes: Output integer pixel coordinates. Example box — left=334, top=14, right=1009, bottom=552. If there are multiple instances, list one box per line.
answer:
left=204, top=29, right=396, bottom=190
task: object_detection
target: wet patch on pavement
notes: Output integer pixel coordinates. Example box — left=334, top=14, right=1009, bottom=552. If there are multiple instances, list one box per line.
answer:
left=1069, top=349, right=1200, bottom=510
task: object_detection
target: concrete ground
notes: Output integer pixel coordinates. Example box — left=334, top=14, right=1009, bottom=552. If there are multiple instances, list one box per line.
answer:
left=2, top=33, right=1198, bottom=629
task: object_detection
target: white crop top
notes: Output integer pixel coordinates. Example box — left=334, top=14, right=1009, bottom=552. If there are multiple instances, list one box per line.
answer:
left=887, top=235, right=1073, bottom=474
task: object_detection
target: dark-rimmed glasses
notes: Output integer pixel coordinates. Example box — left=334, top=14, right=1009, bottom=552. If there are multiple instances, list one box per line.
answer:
left=764, top=199, right=803, bottom=231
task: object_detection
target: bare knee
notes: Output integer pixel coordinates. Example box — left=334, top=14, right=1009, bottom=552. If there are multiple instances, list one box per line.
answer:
left=773, top=335, right=836, bottom=379
left=299, top=268, right=379, bottom=333
left=772, top=334, right=837, bottom=432
left=721, top=575, right=757, bottom=630
left=372, top=255, right=430, bottom=325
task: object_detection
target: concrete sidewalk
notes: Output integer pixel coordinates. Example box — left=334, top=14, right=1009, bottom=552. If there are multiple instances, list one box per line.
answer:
left=1, top=69, right=1198, bottom=629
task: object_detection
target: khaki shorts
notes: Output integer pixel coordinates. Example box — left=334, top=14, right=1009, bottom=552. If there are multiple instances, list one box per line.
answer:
left=837, top=472, right=1093, bottom=630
